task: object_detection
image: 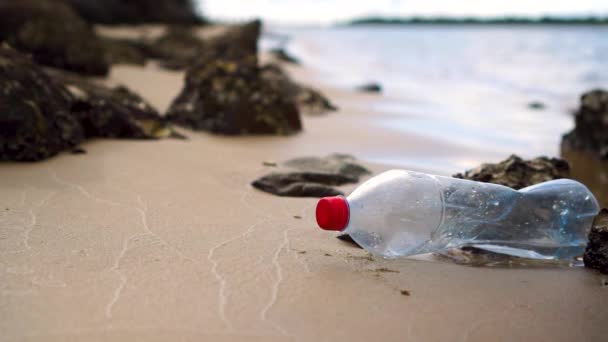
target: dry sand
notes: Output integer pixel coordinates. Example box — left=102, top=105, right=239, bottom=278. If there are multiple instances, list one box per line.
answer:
left=1, top=34, right=608, bottom=341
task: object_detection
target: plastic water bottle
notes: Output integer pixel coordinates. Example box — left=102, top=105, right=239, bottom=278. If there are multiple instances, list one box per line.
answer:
left=315, top=170, right=600, bottom=260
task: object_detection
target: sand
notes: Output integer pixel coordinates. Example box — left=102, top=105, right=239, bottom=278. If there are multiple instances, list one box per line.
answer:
left=2, top=30, right=608, bottom=341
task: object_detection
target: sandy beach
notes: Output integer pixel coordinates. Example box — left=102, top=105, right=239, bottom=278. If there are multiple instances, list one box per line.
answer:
left=1, top=23, right=608, bottom=341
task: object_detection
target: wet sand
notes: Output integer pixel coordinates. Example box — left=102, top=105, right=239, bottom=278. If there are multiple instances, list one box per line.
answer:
left=1, top=31, right=608, bottom=341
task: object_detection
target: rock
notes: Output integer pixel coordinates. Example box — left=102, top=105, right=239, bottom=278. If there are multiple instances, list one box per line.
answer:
left=0, top=0, right=109, bottom=76
left=295, top=86, right=339, bottom=115
left=201, top=20, right=261, bottom=63
left=1, top=46, right=179, bottom=162
left=251, top=154, right=371, bottom=197
left=67, top=0, right=203, bottom=25
left=284, top=153, right=371, bottom=180
left=0, top=45, right=84, bottom=161
left=584, top=209, right=608, bottom=274
left=356, top=83, right=382, bottom=93
left=260, top=64, right=337, bottom=115
left=528, top=101, right=546, bottom=110
left=167, top=21, right=302, bottom=135
left=102, top=37, right=147, bottom=66
left=50, top=70, right=177, bottom=139
left=453, top=154, right=570, bottom=190
left=252, top=173, right=349, bottom=197
left=102, top=26, right=205, bottom=70
left=143, top=26, right=205, bottom=71
left=269, top=48, right=300, bottom=64
left=562, top=89, right=608, bottom=159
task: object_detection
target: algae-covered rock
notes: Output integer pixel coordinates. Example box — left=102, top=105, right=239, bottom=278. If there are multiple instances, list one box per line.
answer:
left=50, top=70, right=178, bottom=139
left=102, top=37, right=148, bottom=66
left=68, top=0, right=203, bottom=25
left=0, top=45, right=84, bottom=161
left=562, top=89, right=608, bottom=159
left=584, top=209, right=608, bottom=274
left=260, top=64, right=337, bottom=115
left=167, top=21, right=302, bottom=135
left=0, top=0, right=109, bottom=76
left=143, top=26, right=205, bottom=71
left=1, top=46, right=179, bottom=162
left=252, top=154, right=371, bottom=197
left=453, top=154, right=570, bottom=190
left=102, top=26, right=205, bottom=69
left=202, top=20, right=261, bottom=63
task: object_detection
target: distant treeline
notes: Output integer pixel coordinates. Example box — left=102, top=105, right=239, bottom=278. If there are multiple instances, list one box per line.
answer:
left=346, top=16, right=608, bottom=26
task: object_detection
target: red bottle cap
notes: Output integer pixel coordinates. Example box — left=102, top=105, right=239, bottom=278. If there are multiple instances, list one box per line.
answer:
left=316, top=196, right=349, bottom=231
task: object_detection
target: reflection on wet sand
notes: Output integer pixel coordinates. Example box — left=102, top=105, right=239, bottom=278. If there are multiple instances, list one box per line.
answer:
left=562, top=149, right=608, bottom=208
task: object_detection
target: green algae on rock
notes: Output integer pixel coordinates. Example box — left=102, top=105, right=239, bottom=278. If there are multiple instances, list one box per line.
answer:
left=1, top=46, right=178, bottom=162
left=48, top=69, right=179, bottom=140
left=167, top=21, right=302, bottom=135
left=453, top=154, right=570, bottom=190
left=260, top=63, right=337, bottom=115
left=0, top=45, right=84, bottom=161
left=562, top=89, right=608, bottom=159
left=0, top=0, right=109, bottom=76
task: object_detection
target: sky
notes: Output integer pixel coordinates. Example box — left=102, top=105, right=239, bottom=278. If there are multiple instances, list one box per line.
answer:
left=197, top=0, right=608, bottom=25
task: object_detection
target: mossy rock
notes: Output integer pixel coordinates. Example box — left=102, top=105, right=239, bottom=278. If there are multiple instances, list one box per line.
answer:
left=167, top=21, right=302, bottom=135
left=0, top=45, right=84, bottom=161
left=0, top=0, right=109, bottom=76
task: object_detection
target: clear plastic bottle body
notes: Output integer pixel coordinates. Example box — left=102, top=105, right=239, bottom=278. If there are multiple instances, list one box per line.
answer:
left=345, top=170, right=600, bottom=260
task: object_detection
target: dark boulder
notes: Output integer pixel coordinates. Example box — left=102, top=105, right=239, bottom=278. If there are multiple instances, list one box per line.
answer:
left=252, top=173, right=350, bottom=197
left=584, top=209, right=608, bottom=274
left=0, top=45, right=84, bottom=161
left=356, top=83, right=382, bottom=93
left=167, top=21, right=303, bottom=135
left=453, top=154, right=570, bottom=190
left=284, top=153, right=370, bottom=180
left=260, top=64, right=337, bottom=115
left=252, top=154, right=371, bottom=197
left=0, top=46, right=178, bottom=162
left=562, top=89, right=608, bottom=159
left=67, top=0, right=203, bottom=25
left=142, top=26, right=205, bottom=70
left=0, top=0, right=109, bottom=76
left=102, top=37, right=148, bottom=66
left=102, top=26, right=205, bottom=70
left=49, top=70, right=178, bottom=139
